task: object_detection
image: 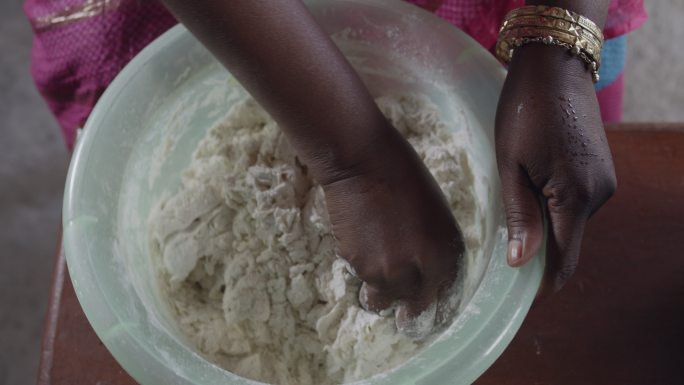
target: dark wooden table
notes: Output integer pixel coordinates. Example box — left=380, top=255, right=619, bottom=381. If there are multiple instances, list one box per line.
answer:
left=37, top=124, right=684, bottom=385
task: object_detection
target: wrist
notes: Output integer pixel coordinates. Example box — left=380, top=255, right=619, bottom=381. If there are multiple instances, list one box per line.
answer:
left=304, top=118, right=399, bottom=186
left=509, top=43, right=595, bottom=86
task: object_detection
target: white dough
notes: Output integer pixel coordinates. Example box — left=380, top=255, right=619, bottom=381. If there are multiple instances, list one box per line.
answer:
left=148, top=94, right=480, bottom=384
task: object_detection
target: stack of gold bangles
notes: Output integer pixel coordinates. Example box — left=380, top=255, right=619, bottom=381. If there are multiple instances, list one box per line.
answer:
left=495, top=5, right=604, bottom=83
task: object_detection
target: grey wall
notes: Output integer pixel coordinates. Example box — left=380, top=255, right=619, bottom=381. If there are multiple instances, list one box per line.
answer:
left=0, top=0, right=68, bottom=384
left=624, top=0, right=684, bottom=121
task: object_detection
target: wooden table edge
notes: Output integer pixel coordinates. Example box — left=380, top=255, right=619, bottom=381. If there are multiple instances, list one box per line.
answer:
left=37, top=240, right=66, bottom=385
left=606, top=122, right=684, bottom=132
left=37, top=123, right=684, bottom=385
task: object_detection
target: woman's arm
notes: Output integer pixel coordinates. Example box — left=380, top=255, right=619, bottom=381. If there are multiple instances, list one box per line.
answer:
left=160, top=0, right=392, bottom=183
left=497, top=0, right=615, bottom=295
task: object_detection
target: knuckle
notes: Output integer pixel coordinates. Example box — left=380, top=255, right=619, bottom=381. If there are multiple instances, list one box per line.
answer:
left=545, top=180, right=575, bottom=209
left=343, top=255, right=381, bottom=285
left=545, top=177, right=594, bottom=215
left=505, top=207, right=539, bottom=227
left=353, top=258, right=420, bottom=291
left=355, top=265, right=387, bottom=287
left=383, top=260, right=421, bottom=288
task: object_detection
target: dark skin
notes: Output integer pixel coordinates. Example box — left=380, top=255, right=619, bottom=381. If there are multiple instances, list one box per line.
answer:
left=500, top=0, right=615, bottom=296
left=160, top=0, right=614, bottom=335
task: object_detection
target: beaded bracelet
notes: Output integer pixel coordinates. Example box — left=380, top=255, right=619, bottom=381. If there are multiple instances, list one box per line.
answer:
left=495, top=5, right=605, bottom=83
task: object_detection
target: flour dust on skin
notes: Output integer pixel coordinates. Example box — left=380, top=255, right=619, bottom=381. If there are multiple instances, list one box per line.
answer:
left=148, top=94, right=481, bottom=385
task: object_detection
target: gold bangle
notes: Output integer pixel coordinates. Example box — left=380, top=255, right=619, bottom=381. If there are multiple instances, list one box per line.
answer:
left=501, top=15, right=603, bottom=50
left=504, top=5, right=604, bottom=42
left=497, top=28, right=602, bottom=83
left=495, top=5, right=604, bottom=83
left=500, top=26, right=602, bottom=64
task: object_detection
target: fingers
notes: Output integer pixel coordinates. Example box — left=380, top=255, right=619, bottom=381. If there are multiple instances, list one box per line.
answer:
left=396, top=300, right=437, bottom=340
left=541, top=189, right=589, bottom=294
left=500, top=165, right=545, bottom=267
left=394, top=284, right=440, bottom=340
left=358, top=282, right=395, bottom=314
left=360, top=280, right=444, bottom=340
left=503, top=169, right=611, bottom=302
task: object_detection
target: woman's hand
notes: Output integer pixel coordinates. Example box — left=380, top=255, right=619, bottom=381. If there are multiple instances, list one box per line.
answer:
left=322, top=126, right=465, bottom=339
left=496, top=44, right=616, bottom=294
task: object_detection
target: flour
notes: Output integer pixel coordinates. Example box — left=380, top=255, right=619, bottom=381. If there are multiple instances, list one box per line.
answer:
left=148, top=94, right=480, bottom=384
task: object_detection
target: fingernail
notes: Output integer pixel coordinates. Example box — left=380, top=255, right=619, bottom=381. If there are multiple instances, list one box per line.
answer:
left=341, top=259, right=357, bottom=278
left=508, top=239, right=523, bottom=264
left=359, top=283, right=370, bottom=311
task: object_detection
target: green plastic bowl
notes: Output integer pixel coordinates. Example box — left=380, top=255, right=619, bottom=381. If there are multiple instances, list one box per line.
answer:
left=63, top=1, right=544, bottom=384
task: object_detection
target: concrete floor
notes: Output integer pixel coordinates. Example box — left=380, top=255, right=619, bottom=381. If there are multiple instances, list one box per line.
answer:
left=0, top=0, right=681, bottom=384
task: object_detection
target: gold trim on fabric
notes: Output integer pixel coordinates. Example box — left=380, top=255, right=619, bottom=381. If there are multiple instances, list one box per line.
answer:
left=32, top=0, right=126, bottom=31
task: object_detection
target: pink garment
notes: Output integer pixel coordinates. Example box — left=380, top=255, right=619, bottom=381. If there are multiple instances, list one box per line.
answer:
left=408, top=0, right=648, bottom=49
left=25, top=0, right=646, bottom=149
left=25, top=0, right=176, bottom=149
